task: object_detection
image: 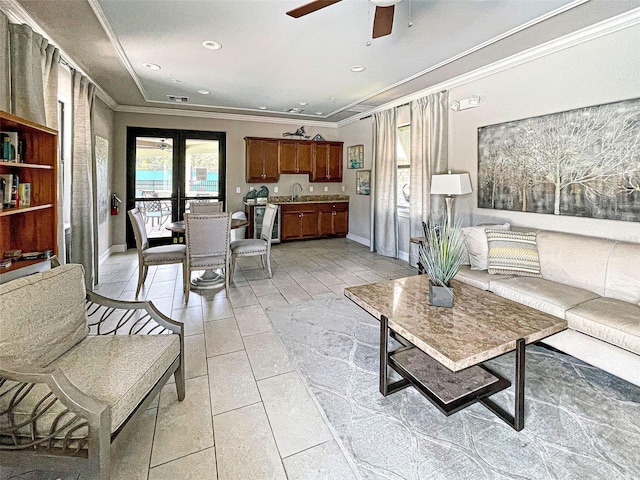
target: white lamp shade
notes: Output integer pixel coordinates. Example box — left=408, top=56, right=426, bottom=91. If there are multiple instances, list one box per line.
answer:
left=430, top=172, right=472, bottom=195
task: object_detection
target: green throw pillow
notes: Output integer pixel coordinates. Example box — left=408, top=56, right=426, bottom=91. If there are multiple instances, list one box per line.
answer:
left=486, top=230, right=542, bottom=277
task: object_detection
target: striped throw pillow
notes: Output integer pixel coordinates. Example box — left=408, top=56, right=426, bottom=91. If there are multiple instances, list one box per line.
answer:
left=486, top=230, right=542, bottom=277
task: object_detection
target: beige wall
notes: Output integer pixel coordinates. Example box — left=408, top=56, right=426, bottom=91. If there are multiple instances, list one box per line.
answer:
left=111, top=112, right=342, bottom=246
left=449, top=23, right=640, bottom=242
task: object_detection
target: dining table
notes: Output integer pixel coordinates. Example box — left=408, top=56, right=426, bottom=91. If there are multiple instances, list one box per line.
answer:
left=166, top=218, right=250, bottom=289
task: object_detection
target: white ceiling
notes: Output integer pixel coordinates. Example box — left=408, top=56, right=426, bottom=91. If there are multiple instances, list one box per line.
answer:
left=9, top=0, right=640, bottom=123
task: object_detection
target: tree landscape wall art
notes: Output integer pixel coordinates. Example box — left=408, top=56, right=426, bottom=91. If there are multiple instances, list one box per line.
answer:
left=478, top=98, right=640, bottom=222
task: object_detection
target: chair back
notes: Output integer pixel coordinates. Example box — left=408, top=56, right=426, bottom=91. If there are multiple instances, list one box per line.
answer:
left=128, top=207, right=149, bottom=251
left=185, top=212, right=231, bottom=259
left=260, top=204, right=278, bottom=242
left=191, top=201, right=224, bottom=214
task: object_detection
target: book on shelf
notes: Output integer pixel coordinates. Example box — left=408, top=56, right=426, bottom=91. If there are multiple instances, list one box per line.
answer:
left=0, top=131, right=20, bottom=162
left=18, top=183, right=31, bottom=207
left=0, top=173, right=15, bottom=207
left=0, top=258, right=12, bottom=268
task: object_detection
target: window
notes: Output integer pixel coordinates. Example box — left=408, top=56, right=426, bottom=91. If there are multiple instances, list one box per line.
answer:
left=397, top=124, right=410, bottom=212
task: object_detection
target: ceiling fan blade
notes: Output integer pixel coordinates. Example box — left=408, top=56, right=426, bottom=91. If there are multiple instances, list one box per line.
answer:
left=286, top=0, right=342, bottom=18
left=372, top=5, right=395, bottom=38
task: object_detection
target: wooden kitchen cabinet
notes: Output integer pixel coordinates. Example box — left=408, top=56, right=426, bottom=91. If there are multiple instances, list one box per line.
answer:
left=280, top=203, right=319, bottom=240
left=279, top=140, right=312, bottom=174
left=317, top=202, right=349, bottom=237
left=245, top=138, right=279, bottom=183
left=311, top=141, right=343, bottom=182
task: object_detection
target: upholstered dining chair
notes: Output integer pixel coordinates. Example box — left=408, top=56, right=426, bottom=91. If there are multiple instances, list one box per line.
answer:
left=128, top=207, right=187, bottom=299
left=184, top=212, right=232, bottom=302
left=190, top=200, right=224, bottom=214
left=230, top=203, right=277, bottom=281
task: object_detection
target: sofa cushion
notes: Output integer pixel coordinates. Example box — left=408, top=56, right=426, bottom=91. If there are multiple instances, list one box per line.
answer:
left=0, top=334, right=180, bottom=439
left=486, top=230, right=542, bottom=277
left=604, top=241, right=640, bottom=304
left=454, top=265, right=511, bottom=291
left=462, top=223, right=510, bottom=271
left=536, top=231, right=614, bottom=296
left=490, top=277, right=599, bottom=319
left=566, top=297, right=640, bottom=355
left=0, top=264, right=88, bottom=368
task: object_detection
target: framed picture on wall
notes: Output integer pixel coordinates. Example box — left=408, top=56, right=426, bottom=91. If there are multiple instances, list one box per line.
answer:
left=347, top=144, right=364, bottom=169
left=356, top=170, right=371, bottom=195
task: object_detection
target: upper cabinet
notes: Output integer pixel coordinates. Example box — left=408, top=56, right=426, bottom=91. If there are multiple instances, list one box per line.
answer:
left=245, top=138, right=279, bottom=183
left=280, top=140, right=312, bottom=174
left=311, top=141, right=342, bottom=182
left=245, top=137, right=343, bottom=183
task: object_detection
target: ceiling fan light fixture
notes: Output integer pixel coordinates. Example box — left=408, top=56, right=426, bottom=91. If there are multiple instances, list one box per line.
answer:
left=350, top=65, right=366, bottom=72
left=202, top=40, right=222, bottom=51
left=143, top=63, right=161, bottom=70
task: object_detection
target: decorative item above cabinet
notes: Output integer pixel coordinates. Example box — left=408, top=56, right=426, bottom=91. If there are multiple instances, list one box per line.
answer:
left=245, top=137, right=343, bottom=183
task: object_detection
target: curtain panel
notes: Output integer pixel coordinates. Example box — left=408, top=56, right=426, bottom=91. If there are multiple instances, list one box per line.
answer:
left=0, top=11, right=9, bottom=112
left=372, top=109, right=398, bottom=257
left=70, top=71, right=96, bottom=289
left=408, top=91, right=449, bottom=266
left=8, top=23, right=59, bottom=128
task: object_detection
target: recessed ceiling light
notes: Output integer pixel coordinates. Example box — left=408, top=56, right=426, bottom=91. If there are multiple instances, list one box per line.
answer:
left=202, top=40, right=222, bottom=50
left=143, top=63, right=161, bottom=70
left=350, top=65, right=366, bottom=72
left=258, top=106, right=267, bottom=110
left=315, top=112, right=324, bottom=115
left=171, top=78, right=181, bottom=84
left=197, top=89, right=211, bottom=95
left=298, top=102, right=308, bottom=106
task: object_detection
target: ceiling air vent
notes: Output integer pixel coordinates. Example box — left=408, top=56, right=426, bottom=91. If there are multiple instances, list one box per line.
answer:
left=284, top=107, right=303, bottom=113
left=167, top=95, right=189, bottom=103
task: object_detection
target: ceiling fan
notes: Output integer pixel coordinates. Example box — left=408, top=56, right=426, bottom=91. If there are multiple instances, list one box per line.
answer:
left=287, top=0, right=401, bottom=39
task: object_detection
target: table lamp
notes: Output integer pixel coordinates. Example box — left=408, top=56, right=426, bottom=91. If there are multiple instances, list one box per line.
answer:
left=430, top=171, right=472, bottom=225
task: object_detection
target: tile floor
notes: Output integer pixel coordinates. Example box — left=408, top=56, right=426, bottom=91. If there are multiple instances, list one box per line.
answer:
left=5, top=238, right=415, bottom=480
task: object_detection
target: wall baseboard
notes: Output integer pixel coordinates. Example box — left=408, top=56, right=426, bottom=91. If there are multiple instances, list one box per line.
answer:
left=100, top=244, right=127, bottom=264
left=346, top=233, right=370, bottom=247
left=398, top=251, right=409, bottom=262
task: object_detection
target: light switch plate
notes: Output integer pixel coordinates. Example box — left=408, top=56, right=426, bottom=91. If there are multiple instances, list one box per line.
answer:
left=324, top=186, right=328, bottom=192
left=342, top=185, right=345, bottom=192
left=236, top=187, right=241, bottom=194
left=274, top=186, right=279, bottom=193
left=309, top=186, right=314, bottom=192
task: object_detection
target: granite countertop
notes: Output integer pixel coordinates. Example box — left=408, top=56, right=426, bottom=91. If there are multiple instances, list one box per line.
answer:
left=344, top=276, right=567, bottom=372
left=266, top=195, right=350, bottom=204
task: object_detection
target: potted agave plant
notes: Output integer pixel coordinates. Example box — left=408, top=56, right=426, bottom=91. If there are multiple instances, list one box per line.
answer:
left=418, top=217, right=466, bottom=307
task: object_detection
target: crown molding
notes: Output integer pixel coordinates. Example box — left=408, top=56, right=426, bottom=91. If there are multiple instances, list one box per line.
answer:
left=336, top=6, right=640, bottom=127
left=114, top=104, right=339, bottom=128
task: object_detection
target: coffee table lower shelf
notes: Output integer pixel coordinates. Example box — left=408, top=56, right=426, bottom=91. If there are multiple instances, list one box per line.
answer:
left=380, top=315, right=526, bottom=431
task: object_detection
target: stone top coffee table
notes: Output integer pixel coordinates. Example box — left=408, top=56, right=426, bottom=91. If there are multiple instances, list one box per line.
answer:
left=345, top=276, right=567, bottom=431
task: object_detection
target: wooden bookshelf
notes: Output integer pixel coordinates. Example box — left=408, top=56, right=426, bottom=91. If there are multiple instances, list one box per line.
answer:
left=0, top=110, right=57, bottom=283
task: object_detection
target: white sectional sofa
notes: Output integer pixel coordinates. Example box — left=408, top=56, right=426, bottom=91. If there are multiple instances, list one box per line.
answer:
left=455, top=228, right=640, bottom=387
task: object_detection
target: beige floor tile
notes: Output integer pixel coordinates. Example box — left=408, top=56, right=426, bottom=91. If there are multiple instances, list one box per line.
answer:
left=258, top=372, right=332, bottom=458
left=214, top=403, right=287, bottom=480
left=278, top=284, right=313, bottom=304
left=204, top=317, right=244, bottom=357
left=258, top=293, right=289, bottom=309
left=208, top=350, right=260, bottom=415
left=282, top=440, right=357, bottom=480
left=296, top=277, right=331, bottom=296
left=146, top=280, right=177, bottom=300
left=243, top=331, right=293, bottom=380
left=170, top=306, right=204, bottom=336
left=229, top=285, right=259, bottom=308
left=148, top=446, right=217, bottom=480
left=270, top=271, right=296, bottom=287
left=111, top=407, right=157, bottom=480
left=184, top=334, right=207, bottom=379
left=202, top=297, right=234, bottom=321
left=151, top=376, right=214, bottom=467
left=249, top=279, right=280, bottom=297
left=234, top=304, right=273, bottom=336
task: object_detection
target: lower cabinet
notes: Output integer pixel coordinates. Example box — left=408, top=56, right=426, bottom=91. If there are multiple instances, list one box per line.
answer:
left=281, top=202, right=349, bottom=241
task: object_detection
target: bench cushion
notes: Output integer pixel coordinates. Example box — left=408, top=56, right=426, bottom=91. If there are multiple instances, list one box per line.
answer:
left=0, top=264, right=88, bottom=368
left=0, top=334, right=180, bottom=439
left=604, top=241, right=640, bottom=304
left=490, top=277, right=599, bottom=319
left=566, top=297, right=640, bottom=355
left=454, top=265, right=511, bottom=291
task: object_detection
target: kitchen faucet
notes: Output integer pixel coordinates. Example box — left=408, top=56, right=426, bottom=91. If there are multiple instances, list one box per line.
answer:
left=291, top=183, right=303, bottom=201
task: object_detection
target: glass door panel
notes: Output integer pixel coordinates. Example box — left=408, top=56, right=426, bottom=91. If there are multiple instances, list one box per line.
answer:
left=134, top=137, right=173, bottom=241
left=184, top=139, right=222, bottom=212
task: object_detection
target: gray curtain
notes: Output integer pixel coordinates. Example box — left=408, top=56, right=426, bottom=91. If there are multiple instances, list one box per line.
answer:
left=9, top=23, right=59, bottom=127
left=70, top=71, right=96, bottom=289
left=372, top=109, right=398, bottom=257
left=0, top=11, right=9, bottom=112
left=408, top=91, right=449, bottom=266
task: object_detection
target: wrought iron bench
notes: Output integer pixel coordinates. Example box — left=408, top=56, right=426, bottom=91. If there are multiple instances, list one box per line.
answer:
left=0, top=264, right=185, bottom=479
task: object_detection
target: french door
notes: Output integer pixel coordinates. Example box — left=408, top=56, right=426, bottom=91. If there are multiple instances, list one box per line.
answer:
left=126, top=127, right=226, bottom=248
